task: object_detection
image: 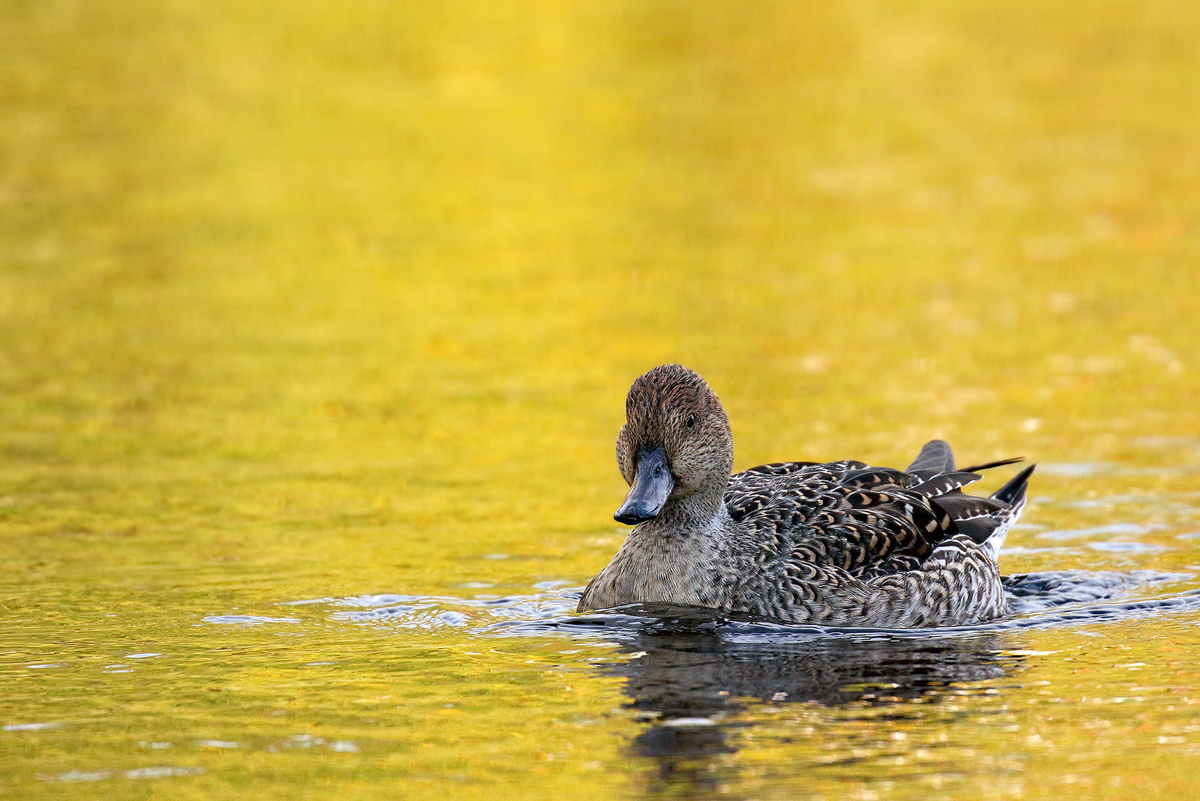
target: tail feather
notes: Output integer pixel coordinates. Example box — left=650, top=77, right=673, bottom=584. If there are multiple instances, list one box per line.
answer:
left=992, top=464, right=1036, bottom=505
left=911, top=471, right=982, bottom=498
left=908, top=440, right=1036, bottom=562
left=961, top=455, right=1025, bottom=473
left=906, top=440, right=956, bottom=478
left=977, top=464, right=1036, bottom=560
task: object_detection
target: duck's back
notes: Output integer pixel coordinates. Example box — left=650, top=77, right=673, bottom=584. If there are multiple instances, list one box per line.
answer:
left=726, top=460, right=953, bottom=578
left=716, top=442, right=1033, bottom=626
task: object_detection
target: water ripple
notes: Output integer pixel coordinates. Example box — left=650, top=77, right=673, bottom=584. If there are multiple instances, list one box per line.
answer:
left=285, top=569, right=1200, bottom=642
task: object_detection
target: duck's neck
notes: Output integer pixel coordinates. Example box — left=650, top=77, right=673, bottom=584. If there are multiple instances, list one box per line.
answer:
left=576, top=480, right=733, bottom=612
left=641, top=484, right=731, bottom=539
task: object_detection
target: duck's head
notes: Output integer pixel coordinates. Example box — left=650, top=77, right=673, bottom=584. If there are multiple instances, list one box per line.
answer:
left=614, top=364, right=734, bottom=525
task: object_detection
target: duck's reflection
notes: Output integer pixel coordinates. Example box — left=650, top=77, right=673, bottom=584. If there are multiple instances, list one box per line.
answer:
left=585, top=607, right=1021, bottom=798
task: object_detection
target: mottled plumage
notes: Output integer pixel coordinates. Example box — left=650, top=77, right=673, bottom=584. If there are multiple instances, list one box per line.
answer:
left=578, top=364, right=1035, bottom=628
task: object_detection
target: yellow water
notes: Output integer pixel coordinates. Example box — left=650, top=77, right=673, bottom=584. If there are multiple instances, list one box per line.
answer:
left=2, top=1, right=1199, bottom=798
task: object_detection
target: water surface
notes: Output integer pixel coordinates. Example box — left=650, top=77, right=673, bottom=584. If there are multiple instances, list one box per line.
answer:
left=3, top=1, right=1200, bottom=799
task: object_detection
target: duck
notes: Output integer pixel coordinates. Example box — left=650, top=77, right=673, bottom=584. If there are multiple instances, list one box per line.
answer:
left=577, top=364, right=1035, bottom=628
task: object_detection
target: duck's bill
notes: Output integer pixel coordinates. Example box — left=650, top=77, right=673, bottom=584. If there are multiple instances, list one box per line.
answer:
left=614, top=444, right=674, bottom=525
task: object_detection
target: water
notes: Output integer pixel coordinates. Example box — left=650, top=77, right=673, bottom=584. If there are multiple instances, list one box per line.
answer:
left=4, top=0, right=1200, bottom=798
left=10, top=562, right=1199, bottom=798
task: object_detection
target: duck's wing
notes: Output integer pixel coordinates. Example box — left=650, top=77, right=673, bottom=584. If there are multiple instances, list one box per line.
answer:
left=726, top=460, right=948, bottom=578
left=725, top=442, right=1030, bottom=579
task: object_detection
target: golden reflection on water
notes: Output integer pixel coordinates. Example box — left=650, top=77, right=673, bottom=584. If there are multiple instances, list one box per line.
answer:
left=2, top=1, right=1200, bottom=798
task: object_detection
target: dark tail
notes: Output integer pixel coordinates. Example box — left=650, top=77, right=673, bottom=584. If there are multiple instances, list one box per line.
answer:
left=961, top=455, right=1026, bottom=473
left=992, top=463, right=1036, bottom=505
left=906, top=440, right=956, bottom=478
left=907, top=441, right=1035, bottom=559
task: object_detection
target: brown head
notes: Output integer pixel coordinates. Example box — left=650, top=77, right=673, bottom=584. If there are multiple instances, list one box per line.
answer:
left=614, top=365, right=734, bottom=525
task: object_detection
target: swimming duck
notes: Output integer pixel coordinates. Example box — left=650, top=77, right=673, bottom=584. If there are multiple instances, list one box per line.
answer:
left=577, top=364, right=1035, bottom=628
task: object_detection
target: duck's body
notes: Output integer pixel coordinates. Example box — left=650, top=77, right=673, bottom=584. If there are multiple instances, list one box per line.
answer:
left=577, top=365, right=1035, bottom=628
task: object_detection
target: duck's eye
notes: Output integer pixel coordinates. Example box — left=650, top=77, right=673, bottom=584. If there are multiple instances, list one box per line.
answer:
left=686, top=414, right=696, bottom=429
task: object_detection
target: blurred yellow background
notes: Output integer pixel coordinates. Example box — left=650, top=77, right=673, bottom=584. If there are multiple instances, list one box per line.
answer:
left=3, top=0, right=1195, bottom=594
left=2, top=3, right=1199, bottom=797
